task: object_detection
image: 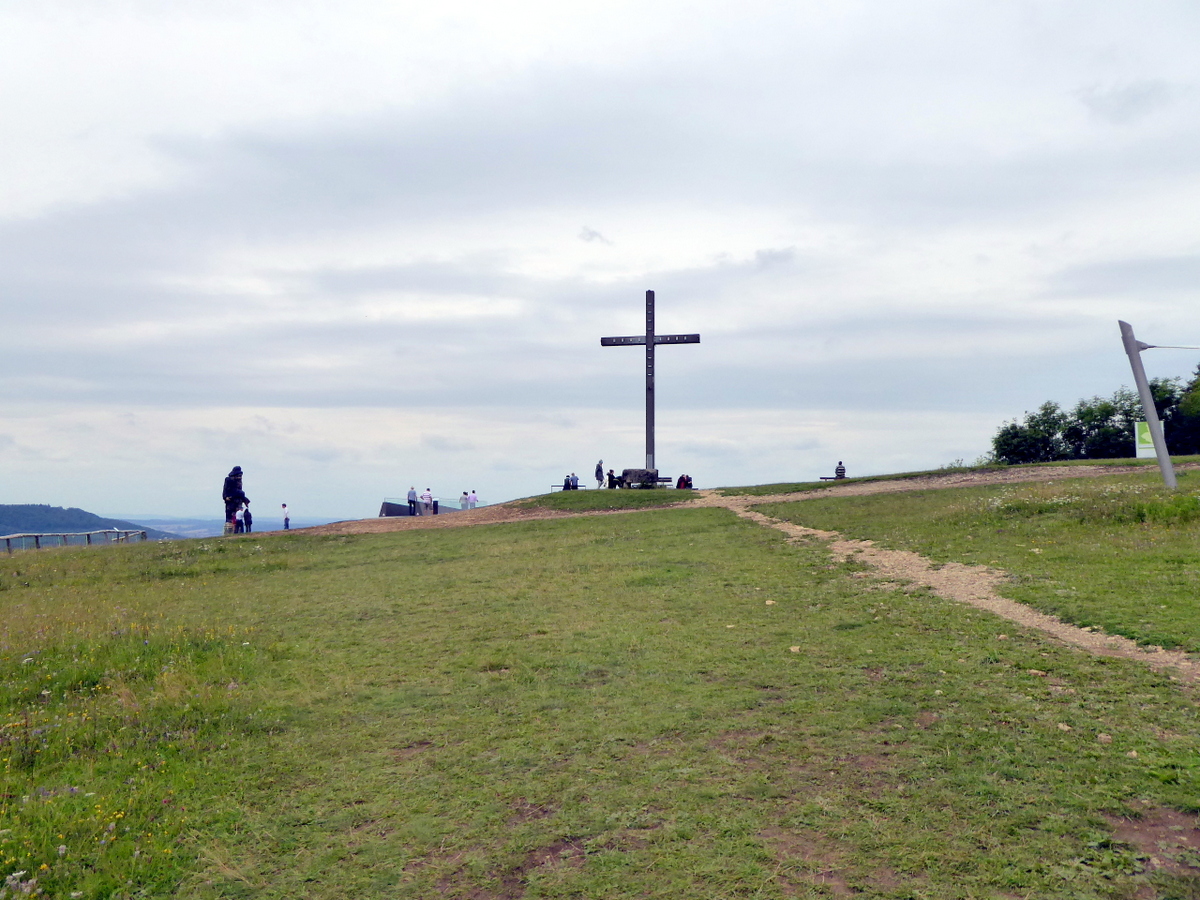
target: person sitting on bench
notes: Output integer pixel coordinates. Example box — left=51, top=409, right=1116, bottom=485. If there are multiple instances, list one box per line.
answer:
left=835, top=461, right=846, bottom=479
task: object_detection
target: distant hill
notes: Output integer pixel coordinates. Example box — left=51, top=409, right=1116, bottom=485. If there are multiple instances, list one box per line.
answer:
left=0, top=505, right=180, bottom=540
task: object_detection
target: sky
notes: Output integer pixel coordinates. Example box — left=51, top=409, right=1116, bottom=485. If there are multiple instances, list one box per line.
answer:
left=3, top=0, right=1200, bottom=519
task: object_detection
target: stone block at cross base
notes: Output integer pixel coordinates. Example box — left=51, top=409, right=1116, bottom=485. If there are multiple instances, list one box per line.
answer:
left=621, top=468, right=659, bottom=488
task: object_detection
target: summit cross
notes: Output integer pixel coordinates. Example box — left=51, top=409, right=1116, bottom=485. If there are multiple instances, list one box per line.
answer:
left=600, top=290, right=700, bottom=471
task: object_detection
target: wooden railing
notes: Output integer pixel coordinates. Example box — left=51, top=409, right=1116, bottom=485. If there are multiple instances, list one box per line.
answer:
left=2, top=529, right=149, bottom=554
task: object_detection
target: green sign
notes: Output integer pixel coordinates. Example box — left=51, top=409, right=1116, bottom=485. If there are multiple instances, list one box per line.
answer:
left=1135, top=421, right=1156, bottom=459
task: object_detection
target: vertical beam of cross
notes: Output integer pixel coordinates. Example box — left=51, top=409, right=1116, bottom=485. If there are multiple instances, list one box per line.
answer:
left=646, top=288, right=655, bottom=470
left=601, top=290, right=700, bottom=472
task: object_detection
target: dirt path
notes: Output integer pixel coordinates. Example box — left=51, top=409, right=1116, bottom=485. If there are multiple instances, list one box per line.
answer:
left=728, top=504, right=1200, bottom=684
left=298, top=464, right=1200, bottom=682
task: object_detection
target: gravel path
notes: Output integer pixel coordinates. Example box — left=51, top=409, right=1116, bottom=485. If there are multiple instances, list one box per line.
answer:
left=295, top=464, right=1200, bottom=682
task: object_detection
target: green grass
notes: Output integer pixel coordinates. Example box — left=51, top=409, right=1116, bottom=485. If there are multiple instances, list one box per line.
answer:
left=3, top=508, right=1200, bottom=897
left=758, top=469, right=1200, bottom=654
left=717, top=456, right=1200, bottom=497
left=1026, top=455, right=1200, bottom=468
left=514, top=488, right=692, bottom=511
left=716, top=465, right=1010, bottom=497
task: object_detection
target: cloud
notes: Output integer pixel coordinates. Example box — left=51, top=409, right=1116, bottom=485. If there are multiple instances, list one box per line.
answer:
left=1077, top=81, right=1176, bottom=125
left=1049, top=254, right=1200, bottom=297
left=3, top=1, right=1200, bottom=514
left=579, top=226, right=612, bottom=244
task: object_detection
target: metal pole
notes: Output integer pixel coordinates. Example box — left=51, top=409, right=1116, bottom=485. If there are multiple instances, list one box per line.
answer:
left=1119, top=320, right=1177, bottom=490
left=645, top=289, right=655, bottom=471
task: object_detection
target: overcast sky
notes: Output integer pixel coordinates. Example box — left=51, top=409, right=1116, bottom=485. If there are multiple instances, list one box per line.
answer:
left=3, top=1, right=1200, bottom=519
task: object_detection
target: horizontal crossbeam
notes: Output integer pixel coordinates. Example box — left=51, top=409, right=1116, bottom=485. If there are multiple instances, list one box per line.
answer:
left=600, top=334, right=701, bottom=346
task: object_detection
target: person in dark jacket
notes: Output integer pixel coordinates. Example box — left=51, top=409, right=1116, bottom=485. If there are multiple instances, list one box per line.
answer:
left=242, top=503, right=253, bottom=533
left=222, top=466, right=249, bottom=525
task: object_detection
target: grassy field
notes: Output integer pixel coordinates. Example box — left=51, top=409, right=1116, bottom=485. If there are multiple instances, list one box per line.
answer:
left=718, top=456, right=1200, bottom=497
left=758, top=468, right=1200, bottom=654
left=2, top=495, right=1200, bottom=897
left=514, top=488, right=694, bottom=512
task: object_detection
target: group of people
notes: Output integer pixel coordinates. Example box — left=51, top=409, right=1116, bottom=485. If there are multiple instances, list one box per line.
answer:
left=404, top=487, right=478, bottom=515
left=407, top=487, right=434, bottom=515
left=222, top=466, right=290, bottom=534
left=595, top=460, right=624, bottom=490
left=561, top=473, right=581, bottom=490
left=675, top=474, right=695, bottom=490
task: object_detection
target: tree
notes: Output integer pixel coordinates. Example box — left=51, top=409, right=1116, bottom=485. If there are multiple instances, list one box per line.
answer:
left=992, top=402, right=1069, bottom=464
left=991, top=377, right=1195, bottom=463
left=1172, top=364, right=1200, bottom=455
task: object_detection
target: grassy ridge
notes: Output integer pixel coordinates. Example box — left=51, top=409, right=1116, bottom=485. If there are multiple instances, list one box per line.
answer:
left=513, top=488, right=693, bottom=511
left=3, top=508, right=1200, bottom=896
left=758, top=469, right=1200, bottom=653
left=719, top=456, right=1200, bottom=497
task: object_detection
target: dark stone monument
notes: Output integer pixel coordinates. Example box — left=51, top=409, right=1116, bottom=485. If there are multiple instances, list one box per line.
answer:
left=620, top=468, right=659, bottom=489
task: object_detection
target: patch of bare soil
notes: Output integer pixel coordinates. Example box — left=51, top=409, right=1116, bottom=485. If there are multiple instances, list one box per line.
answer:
left=760, top=825, right=854, bottom=897
left=1108, top=804, right=1200, bottom=877
left=760, top=826, right=909, bottom=897
left=437, top=838, right=586, bottom=900
left=391, top=740, right=433, bottom=761
left=507, top=799, right=556, bottom=826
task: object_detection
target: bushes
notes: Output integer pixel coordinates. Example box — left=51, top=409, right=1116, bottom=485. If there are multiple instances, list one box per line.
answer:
left=993, top=371, right=1200, bottom=464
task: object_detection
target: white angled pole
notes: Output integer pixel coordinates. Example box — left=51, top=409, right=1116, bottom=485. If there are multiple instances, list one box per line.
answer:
left=1118, top=320, right=1177, bottom=490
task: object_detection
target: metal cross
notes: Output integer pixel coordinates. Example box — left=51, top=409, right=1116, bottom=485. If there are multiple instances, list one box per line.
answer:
left=601, top=290, right=700, bottom=471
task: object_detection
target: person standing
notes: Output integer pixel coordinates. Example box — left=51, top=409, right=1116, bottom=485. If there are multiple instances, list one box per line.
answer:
left=282, top=503, right=290, bottom=530
left=407, top=486, right=418, bottom=516
left=234, top=505, right=245, bottom=534
left=468, top=489, right=478, bottom=509
left=242, top=503, right=253, bottom=534
left=222, top=466, right=248, bottom=528
left=420, top=487, right=434, bottom=515
left=595, top=460, right=604, bottom=489
left=460, top=491, right=470, bottom=510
